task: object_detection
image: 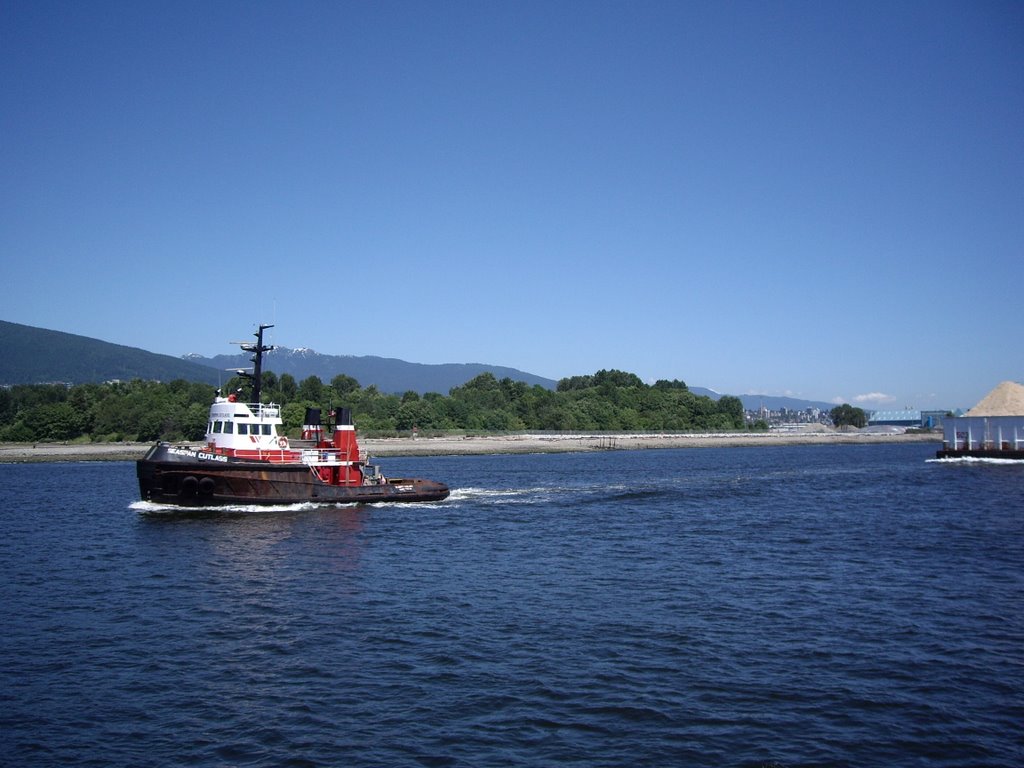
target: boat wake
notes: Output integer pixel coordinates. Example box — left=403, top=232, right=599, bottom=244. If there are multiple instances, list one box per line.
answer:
left=130, top=500, right=360, bottom=515
left=444, top=483, right=670, bottom=506
left=446, top=485, right=610, bottom=505
left=446, top=487, right=542, bottom=503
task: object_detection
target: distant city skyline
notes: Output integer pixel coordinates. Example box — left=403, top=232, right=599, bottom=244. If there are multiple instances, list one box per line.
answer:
left=3, top=1, right=1021, bottom=412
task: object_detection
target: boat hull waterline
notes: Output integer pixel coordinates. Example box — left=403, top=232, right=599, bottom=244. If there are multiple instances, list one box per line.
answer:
left=138, top=443, right=449, bottom=506
left=934, top=447, right=1024, bottom=461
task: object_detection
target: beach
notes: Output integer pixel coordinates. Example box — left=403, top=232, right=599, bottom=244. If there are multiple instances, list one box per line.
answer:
left=0, top=431, right=940, bottom=462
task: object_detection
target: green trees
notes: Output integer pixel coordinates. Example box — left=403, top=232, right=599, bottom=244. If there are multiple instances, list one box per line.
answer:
left=0, top=379, right=215, bottom=442
left=830, top=403, right=867, bottom=428
left=544, top=371, right=744, bottom=432
left=331, top=374, right=359, bottom=397
left=297, top=375, right=325, bottom=403
left=716, top=395, right=745, bottom=428
left=0, top=367, right=754, bottom=442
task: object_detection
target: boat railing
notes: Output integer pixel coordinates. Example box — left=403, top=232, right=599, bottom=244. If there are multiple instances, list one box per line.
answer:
left=248, top=402, right=281, bottom=419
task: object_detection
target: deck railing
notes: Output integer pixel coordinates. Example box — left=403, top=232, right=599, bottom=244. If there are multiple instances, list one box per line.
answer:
left=247, top=402, right=280, bottom=419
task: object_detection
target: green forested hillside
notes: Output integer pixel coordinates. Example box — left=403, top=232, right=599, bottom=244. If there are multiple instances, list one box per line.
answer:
left=0, top=320, right=220, bottom=385
left=0, top=370, right=749, bottom=443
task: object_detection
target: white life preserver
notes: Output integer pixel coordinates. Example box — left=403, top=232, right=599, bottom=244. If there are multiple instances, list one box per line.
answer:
left=278, top=436, right=289, bottom=449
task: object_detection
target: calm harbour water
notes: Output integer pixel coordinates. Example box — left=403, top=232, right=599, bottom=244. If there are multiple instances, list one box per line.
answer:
left=1, top=443, right=1021, bottom=767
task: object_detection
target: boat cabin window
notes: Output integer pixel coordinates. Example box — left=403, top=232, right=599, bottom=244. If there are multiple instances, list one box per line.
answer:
left=263, top=425, right=272, bottom=435
left=224, top=422, right=233, bottom=434
left=239, top=424, right=248, bottom=435
left=213, top=421, right=223, bottom=434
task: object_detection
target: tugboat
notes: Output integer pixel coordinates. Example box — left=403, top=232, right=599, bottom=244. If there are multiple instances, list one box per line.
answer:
left=137, top=325, right=449, bottom=506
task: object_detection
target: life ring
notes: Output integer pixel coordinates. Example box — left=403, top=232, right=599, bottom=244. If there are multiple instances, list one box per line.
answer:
left=278, top=436, right=289, bottom=449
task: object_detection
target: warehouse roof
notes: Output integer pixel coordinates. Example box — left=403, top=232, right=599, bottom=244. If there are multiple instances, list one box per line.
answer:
left=869, top=409, right=921, bottom=423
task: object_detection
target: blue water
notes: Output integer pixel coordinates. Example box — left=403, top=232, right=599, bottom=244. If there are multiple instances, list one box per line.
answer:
left=1, top=444, right=1021, bottom=767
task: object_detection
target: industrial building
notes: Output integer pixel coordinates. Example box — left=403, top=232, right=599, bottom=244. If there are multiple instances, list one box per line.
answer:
left=868, top=409, right=922, bottom=427
left=867, top=409, right=951, bottom=429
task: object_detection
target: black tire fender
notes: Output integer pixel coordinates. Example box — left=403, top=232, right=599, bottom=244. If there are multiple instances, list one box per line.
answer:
left=180, top=476, right=198, bottom=496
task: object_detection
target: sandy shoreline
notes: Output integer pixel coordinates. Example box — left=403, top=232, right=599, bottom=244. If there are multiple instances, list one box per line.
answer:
left=367, top=431, right=939, bottom=455
left=0, top=431, right=940, bottom=463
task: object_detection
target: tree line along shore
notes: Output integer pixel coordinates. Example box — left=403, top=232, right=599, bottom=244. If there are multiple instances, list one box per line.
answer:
left=2, top=370, right=750, bottom=444
left=2, top=368, right=883, bottom=452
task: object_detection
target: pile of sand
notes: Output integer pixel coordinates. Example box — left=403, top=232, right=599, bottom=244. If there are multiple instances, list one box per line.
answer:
left=966, top=381, right=1024, bottom=416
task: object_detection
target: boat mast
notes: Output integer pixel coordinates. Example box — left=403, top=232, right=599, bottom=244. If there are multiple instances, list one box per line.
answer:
left=240, top=324, right=275, bottom=404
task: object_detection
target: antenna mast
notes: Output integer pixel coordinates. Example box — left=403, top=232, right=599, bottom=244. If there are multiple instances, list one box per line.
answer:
left=239, top=324, right=275, bottom=403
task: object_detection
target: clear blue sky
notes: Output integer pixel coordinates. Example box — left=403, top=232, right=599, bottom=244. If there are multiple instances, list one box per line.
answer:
left=3, top=1, right=1022, bottom=410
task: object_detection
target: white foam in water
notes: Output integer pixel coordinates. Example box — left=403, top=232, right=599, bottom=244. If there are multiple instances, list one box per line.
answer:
left=446, top=484, right=636, bottom=505
left=129, top=500, right=357, bottom=514
left=447, top=487, right=526, bottom=500
left=445, top=486, right=560, bottom=504
left=131, top=483, right=626, bottom=513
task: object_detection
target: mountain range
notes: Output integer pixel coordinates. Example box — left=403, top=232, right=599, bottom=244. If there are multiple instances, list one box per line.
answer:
left=0, top=320, right=221, bottom=386
left=1, top=319, right=837, bottom=412
left=185, top=348, right=557, bottom=394
left=0, top=320, right=553, bottom=394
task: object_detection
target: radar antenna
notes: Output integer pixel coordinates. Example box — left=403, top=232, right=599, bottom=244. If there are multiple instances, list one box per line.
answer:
left=236, top=324, right=275, bottom=403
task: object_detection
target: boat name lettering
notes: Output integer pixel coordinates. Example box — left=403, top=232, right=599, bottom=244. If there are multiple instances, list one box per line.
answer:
left=168, top=447, right=228, bottom=462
